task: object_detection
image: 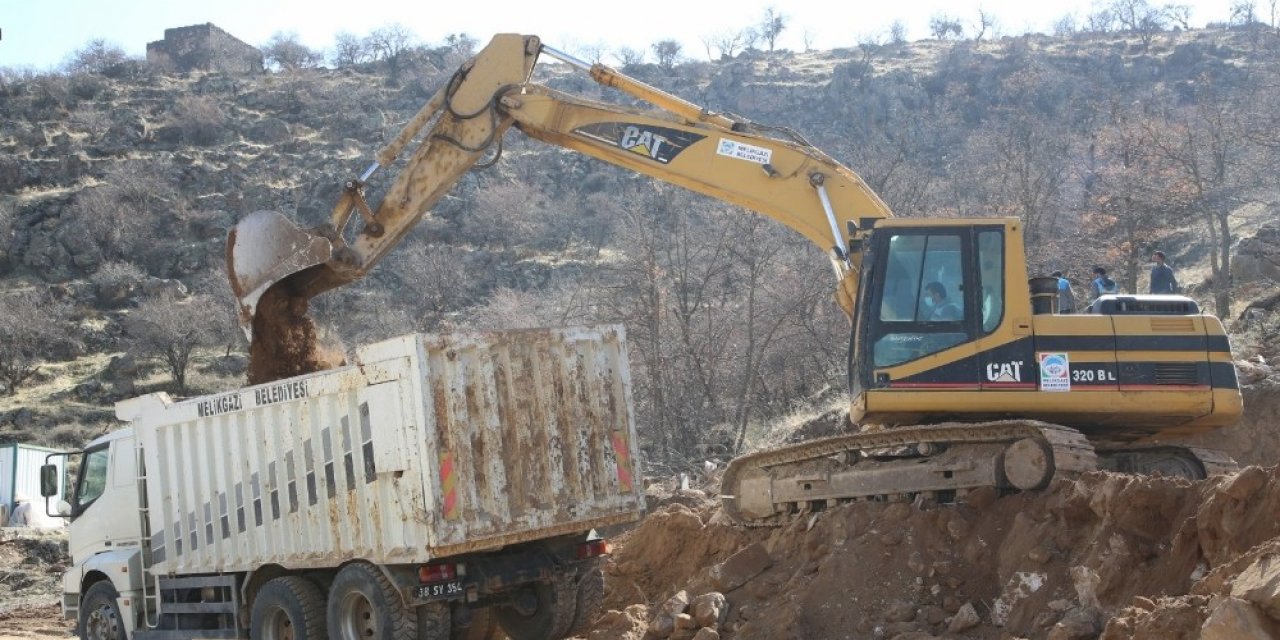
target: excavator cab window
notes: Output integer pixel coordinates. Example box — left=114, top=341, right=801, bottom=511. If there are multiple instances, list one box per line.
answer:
left=978, top=230, right=1004, bottom=333
left=870, top=232, right=972, bottom=368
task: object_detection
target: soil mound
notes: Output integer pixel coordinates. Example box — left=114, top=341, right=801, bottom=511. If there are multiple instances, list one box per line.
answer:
left=593, top=466, right=1280, bottom=639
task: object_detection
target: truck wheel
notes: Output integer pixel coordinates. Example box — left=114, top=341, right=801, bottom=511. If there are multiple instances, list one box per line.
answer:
left=80, top=581, right=124, bottom=640
left=328, top=562, right=419, bottom=640
left=451, top=606, right=499, bottom=640
left=251, top=576, right=325, bottom=640
left=565, top=561, right=605, bottom=636
left=493, top=578, right=576, bottom=640
left=416, top=601, right=453, bottom=640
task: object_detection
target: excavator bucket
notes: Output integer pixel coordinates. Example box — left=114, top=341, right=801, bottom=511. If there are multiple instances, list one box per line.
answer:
left=226, top=210, right=333, bottom=339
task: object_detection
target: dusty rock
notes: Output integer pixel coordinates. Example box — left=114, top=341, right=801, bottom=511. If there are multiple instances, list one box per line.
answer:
left=963, top=485, right=1000, bottom=509
left=691, top=628, right=719, bottom=640
left=1130, top=596, right=1156, bottom=611
left=884, top=600, right=916, bottom=623
left=1230, top=554, right=1280, bottom=620
left=690, top=592, right=727, bottom=628
left=918, top=605, right=947, bottom=625
left=248, top=117, right=291, bottom=144
left=649, top=591, right=690, bottom=637
left=1047, top=607, right=1102, bottom=640
left=674, top=613, right=697, bottom=630
left=947, top=602, right=980, bottom=633
left=709, top=543, right=772, bottom=592
left=1221, top=466, right=1269, bottom=501
left=591, top=604, right=649, bottom=640
left=1199, top=597, right=1279, bottom=640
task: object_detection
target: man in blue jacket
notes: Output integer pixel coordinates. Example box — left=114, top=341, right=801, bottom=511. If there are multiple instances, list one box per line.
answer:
left=1149, top=251, right=1179, bottom=294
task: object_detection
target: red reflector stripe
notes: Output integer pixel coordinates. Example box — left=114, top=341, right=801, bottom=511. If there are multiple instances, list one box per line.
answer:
left=612, top=431, right=633, bottom=491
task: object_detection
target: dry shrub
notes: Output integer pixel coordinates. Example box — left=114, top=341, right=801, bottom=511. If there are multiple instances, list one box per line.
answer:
left=169, top=95, right=227, bottom=146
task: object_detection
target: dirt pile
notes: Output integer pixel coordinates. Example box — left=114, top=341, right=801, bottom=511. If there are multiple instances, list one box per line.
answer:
left=592, top=465, right=1280, bottom=639
left=0, top=530, right=73, bottom=638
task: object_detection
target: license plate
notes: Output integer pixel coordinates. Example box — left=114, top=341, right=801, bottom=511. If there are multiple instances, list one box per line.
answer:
left=415, top=580, right=464, bottom=600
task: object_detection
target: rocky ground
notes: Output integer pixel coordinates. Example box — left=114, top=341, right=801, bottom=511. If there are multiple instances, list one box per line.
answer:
left=599, top=464, right=1280, bottom=640
left=0, top=529, right=72, bottom=639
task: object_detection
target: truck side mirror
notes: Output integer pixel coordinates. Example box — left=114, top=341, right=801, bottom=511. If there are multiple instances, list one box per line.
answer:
left=40, top=464, right=58, bottom=498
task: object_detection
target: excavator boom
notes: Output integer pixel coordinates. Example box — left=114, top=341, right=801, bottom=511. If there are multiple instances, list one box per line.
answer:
left=226, top=34, right=891, bottom=339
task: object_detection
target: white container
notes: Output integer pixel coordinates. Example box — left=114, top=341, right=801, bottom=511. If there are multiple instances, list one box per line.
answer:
left=120, top=325, right=643, bottom=576
left=0, top=442, right=67, bottom=523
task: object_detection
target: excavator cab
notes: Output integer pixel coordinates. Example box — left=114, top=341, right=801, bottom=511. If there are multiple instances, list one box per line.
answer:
left=850, top=218, right=1240, bottom=436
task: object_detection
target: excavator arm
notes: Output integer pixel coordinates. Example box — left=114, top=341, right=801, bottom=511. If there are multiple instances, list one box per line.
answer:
left=227, top=34, right=893, bottom=338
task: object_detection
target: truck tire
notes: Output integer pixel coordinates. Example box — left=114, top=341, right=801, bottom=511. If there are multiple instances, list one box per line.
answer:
left=565, top=560, right=604, bottom=636
left=417, top=601, right=453, bottom=640
left=79, top=581, right=124, bottom=640
left=251, top=576, right=325, bottom=640
left=451, top=606, right=500, bottom=640
left=328, top=562, right=421, bottom=640
left=492, top=577, right=576, bottom=640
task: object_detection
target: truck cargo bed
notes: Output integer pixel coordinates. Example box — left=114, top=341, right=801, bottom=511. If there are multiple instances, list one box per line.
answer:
left=120, top=326, right=643, bottom=575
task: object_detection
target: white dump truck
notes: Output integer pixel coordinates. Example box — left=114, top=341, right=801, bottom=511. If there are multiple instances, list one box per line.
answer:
left=41, top=326, right=643, bottom=640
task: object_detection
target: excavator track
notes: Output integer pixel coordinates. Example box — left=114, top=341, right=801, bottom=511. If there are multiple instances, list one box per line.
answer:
left=720, top=420, right=1098, bottom=527
left=1096, top=444, right=1240, bottom=478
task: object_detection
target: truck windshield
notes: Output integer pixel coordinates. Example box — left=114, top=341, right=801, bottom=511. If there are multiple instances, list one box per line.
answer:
left=75, top=446, right=110, bottom=511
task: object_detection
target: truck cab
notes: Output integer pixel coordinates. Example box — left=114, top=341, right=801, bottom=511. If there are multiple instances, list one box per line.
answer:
left=43, top=428, right=147, bottom=637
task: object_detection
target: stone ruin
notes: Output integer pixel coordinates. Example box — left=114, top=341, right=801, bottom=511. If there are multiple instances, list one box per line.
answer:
left=146, top=23, right=263, bottom=74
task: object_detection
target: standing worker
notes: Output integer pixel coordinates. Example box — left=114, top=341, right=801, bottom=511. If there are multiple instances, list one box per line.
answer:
left=1089, top=267, right=1119, bottom=310
left=1149, top=251, right=1179, bottom=294
left=1051, top=270, right=1076, bottom=314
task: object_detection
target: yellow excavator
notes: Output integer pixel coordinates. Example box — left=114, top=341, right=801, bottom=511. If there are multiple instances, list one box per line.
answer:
left=226, top=34, right=1241, bottom=526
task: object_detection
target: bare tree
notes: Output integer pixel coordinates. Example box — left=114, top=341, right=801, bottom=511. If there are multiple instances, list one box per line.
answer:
left=387, top=243, right=477, bottom=330
left=571, top=40, right=609, bottom=64
left=613, top=47, right=646, bottom=66
left=262, top=31, right=324, bottom=71
left=651, top=40, right=683, bottom=70
left=331, top=31, right=370, bottom=68
left=759, top=6, right=789, bottom=51
left=1053, top=13, right=1079, bottom=36
left=704, top=30, right=749, bottom=59
left=802, top=29, right=816, bottom=52
left=445, top=33, right=479, bottom=59
left=127, top=292, right=221, bottom=393
left=1084, top=9, right=1118, bottom=32
left=974, top=111, right=1073, bottom=243
left=1231, top=0, right=1259, bottom=25
left=64, top=38, right=128, bottom=75
left=1142, top=82, right=1265, bottom=316
left=1108, top=0, right=1168, bottom=49
left=1080, top=101, right=1185, bottom=293
left=974, top=8, right=999, bottom=42
left=366, top=23, right=416, bottom=80
left=0, top=292, right=78, bottom=394
left=889, top=20, right=909, bottom=45
left=929, top=14, right=965, bottom=40
left=1164, top=4, right=1194, bottom=29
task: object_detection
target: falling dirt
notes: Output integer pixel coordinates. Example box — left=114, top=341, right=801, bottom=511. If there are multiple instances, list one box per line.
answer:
left=246, top=285, right=342, bottom=385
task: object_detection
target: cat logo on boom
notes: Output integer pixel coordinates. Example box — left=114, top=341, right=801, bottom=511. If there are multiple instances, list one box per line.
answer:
left=573, top=122, right=705, bottom=164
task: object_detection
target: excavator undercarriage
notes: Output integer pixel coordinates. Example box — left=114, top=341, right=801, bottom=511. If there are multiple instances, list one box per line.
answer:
left=720, top=420, right=1237, bottom=526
